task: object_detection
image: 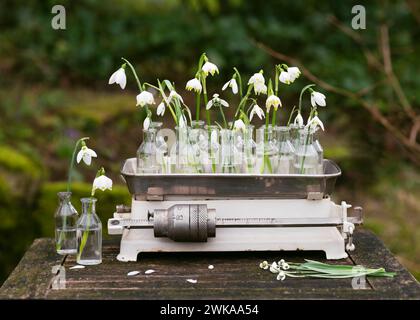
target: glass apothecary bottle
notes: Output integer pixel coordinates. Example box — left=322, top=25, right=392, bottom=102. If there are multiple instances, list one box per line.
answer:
left=256, top=125, right=278, bottom=174
left=137, top=128, right=160, bottom=173
left=313, top=128, right=324, bottom=174
left=204, top=125, right=220, bottom=173
left=55, top=192, right=78, bottom=255
left=188, top=121, right=206, bottom=173
left=293, top=129, right=319, bottom=174
left=220, top=129, right=237, bottom=173
left=289, top=123, right=304, bottom=150
left=77, top=197, right=102, bottom=265
left=170, top=126, right=190, bottom=173
left=275, top=126, right=295, bottom=174
left=239, top=125, right=256, bottom=173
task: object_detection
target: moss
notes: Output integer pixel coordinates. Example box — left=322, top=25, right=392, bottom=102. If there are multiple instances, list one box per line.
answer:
left=0, top=145, right=43, bottom=179
left=33, top=181, right=131, bottom=238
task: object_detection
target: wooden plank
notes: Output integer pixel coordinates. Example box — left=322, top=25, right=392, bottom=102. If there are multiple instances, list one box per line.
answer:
left=1, top=229, right=419, bottom=300
left=0, top=238, right=65, bottom=299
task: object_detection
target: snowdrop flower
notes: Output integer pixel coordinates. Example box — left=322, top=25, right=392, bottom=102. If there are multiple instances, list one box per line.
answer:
left=202, top=61, right=219, bottom=76
left=136, top=91, right=155, bottom=107
left=250, top=104, right=265, bottom=121
left=76, top=145, right=97, bottom=166
left=294, top=112, right=304, bottom=126
left=168, top=90, right=183, bottom=103
left=253, top=82, right=267, bottom=95
left=306, top=115, right=325, bottom=131
left=206, top=94, right=229, bottom=110
left=259, top=261, right=269, bottom=270
left=282, top=263, right=290, bottom=270
left=222, top=78, right=238, bottom=95
left=186, top=78, right=202, bottom=93
left=156, top=102, right=165, bottom=116
left=92, top=173, right=113, bottom=193
left=265, top=95, right=282, bottom=112
left=248, top=72, right=265, bottom=86
left=269, top=262, right=280, bottom=274
left=287, top=67, right=301, bottom=81
left=233, top=119, right=246, bottom=131
left=310, top=91, right=326, bottom=107
left=108, top=66, right=126, bottom=89
left=276, top=271, right=286, bottom=281
left=279, top=70, right=291, bottom=85
left=143, top=117, right=151, bottom=130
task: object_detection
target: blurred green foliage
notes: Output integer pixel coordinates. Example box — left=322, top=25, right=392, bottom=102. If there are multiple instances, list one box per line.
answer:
left=0, top=0, right=419, bottom=284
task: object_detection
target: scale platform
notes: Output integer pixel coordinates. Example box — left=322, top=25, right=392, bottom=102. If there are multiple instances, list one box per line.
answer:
left=108, top=158, right=363, bottom=261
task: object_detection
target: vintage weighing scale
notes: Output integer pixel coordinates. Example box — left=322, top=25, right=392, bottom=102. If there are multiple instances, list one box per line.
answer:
left=108, top=157, right=363, bottom=261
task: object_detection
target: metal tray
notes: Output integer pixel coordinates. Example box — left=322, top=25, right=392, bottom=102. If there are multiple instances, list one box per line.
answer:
left=120, top=158, right=341, bottom=199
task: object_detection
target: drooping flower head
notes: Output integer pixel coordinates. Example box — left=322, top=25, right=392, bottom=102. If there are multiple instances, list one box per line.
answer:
left=186, top=78, right=202, bottom=93
left=222, top=78, right=238, bottom=95
left=294, top=111, right=304, bottom=127
left=76, top=142, right=97, bottom=166
left=233, top=119, right=246, bottom=131
left=265, top=95, right=282, bottom=112
left=248, top=71, right=267, bottom=95
left=249, top=104, right=265, bottom=121
left=92, top=167, right=113, bottom=196
left=156, top=102, right=165, bottom=116
left=206, top=93, right=229, bottom=110
left=306, top=113, right=325, bottom=132
left=202, top=61, right=219, bottom=76
left=136, top=91, right=155, bottom=107
left=310, top=90, right=326, bottom=107
left=108, top=65, right=127, bottom=89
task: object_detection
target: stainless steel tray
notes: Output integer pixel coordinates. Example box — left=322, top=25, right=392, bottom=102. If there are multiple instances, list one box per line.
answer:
left=120, top=158, right=341, bottom=199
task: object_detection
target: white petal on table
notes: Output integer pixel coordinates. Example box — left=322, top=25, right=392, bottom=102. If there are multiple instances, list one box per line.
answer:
left=186, top=279, right=197, bottom=284
left=69, top=265, right=85, bottom=270
left=145, top=269, right=156, bottom=274
left=208, top=265, right=214, bottom=270
left=127, top=271, right=140, bottom=276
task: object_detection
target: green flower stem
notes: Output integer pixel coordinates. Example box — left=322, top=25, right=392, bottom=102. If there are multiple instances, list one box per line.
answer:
left=67, top=137, right=89, bottom=192
left=121, top=57, right=149, bottom=115
left=77, top=198, right=93, bottom=261
left=298, top=84, right=315, bottom=112
left=299, top=108, right=316, bottom=174
left=261, top=112, right=273, bottom=174
left=287, top=105, right=298, bottom=126
left=145, top=82, right=177, bottom=125
left=271, top=108, right=277, bottom=127
left=233, top=67, right=243, bottom=98
left=218, top=104, right=228, bottom=128
left=195, top=93, right=201, bottom=122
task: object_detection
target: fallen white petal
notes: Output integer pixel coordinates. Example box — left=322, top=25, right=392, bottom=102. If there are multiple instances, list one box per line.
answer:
left=69, top=265, right=85, bottom=270
left=186, top=279, right=197, bottom=284
left=145, top=269, right=156, bottom=274
left=127, top=271, right=140, bottom=276
left=208, top=265, right=214, bottom=270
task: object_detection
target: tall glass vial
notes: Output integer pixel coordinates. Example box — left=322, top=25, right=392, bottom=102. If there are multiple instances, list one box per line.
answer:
left=77, top=197, right=102, bottom=265
left=220, top=129, right=237, bottom=173
left=275, top=126, right=295, bottom=174
left=256, top=125, right=278, bottom=174
left=170, top=126, right=190, bottom=173
left=313, top=129, right=324, bottom=174
left=293, top=129, right=319, bottom=174
left=204, top=125, right=220, bottom=173
left=55, top=192, right=78, bottom=255
left=137, top=128, right=160, bottom=173
left=289, top=123, right=304, bottom=150
left=239, top=125, right=256, bottom=173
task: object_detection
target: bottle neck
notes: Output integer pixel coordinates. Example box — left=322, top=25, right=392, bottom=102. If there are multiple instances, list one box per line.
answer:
left=143, top=129, right=157, bottom=142
left=57, top=191, right=72, bottom=204
left=299, top=129, right=314, bottom=144
left=276, top=127, right=290, bottom=142
left=81, top=197, right=97, bottom=215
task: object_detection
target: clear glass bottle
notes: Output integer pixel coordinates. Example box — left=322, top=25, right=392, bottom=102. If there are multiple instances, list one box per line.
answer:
left=204, top=125, right=220, bottom=173
left=55, top=192, right=78, bottom=255
left=188, top=121, right=206, bottom=173
left=313, top=128, right=324, bottom=174
left=239, top=125, right=256, bottom=173
left=76, top=197, right=102, bottom=265
left=170, top=126, right=190, bottom=173
left=289, top=123, right=304, bottom=150
left=137, top=128, right=160, bottom=173
left=256, top=125, right=278, bottom=174
left=274, top=126, right=295, bottom=174
left=293, top=129, right=319, bottom=174
left=220, top=129, right=237, bottom=173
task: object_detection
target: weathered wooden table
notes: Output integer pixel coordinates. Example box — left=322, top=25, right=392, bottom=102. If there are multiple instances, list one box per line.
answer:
left=0, top=229, right=419, bottom=300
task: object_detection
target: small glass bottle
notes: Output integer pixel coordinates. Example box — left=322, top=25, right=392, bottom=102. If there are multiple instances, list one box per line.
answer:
left=77, top=197, right=102, bottom=265
left=137, top=128, right=160, bottom=173
left=313, top=128, right=324, bottom=174
left=293, top=129, right=319, bottom=174
left=170, top=126, right=190, bottom=173
left=239, top=125, right=256, bottom=173
left=275, top=126, right=295, bottom=174
left=289, top=123, right=304, bottom=150
left=188, top=121, right=206, bottom=173
left=256, top=125, right=278, bottom=174
left=204, top=125, right=220, bottom=173
left=220, top=128, right=236, bottom=173
left=55, top=192, right=78, bottom=255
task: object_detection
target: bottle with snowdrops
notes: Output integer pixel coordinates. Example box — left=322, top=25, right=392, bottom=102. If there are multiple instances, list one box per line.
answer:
left=76, top=167, right=112, bottom=265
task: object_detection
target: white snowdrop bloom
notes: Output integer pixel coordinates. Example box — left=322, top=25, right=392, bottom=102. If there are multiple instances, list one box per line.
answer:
left=136, top=91, right=155, bottom=107
left=233, top=119, right=246, bottom=131
left=248, top=72, right=265, bottom=86
left=76, top=145, right=97, bottom=166
left=206, top=93, right=229, bottom=110
left=145, top=270, right=155, bottom=274
left=186, top=279, right=197, bottom=284
left=279, top=70, right=291, bottom=85
left=250, top=104, right=265, bottom=121
left=108, top=67, right=126, bottom=89
left=202, top=61, right=219, bottom=76
left=69, top=265, right=85, bottom=270
left=306, top=115, right=325, bottom=131
left=92, top=174, right=113, bottom=193
left=259, top=261, right=269, bottom=270
left=168, top=90, right=183, bottom=103
left=143, top=117, right=151, bottom=130
left=253, top=82, right=267, bottom=95
left=127, top=271, right=140, bottom=276
left=310, top=91, right=326, bottom=107
left=265, top=95, right=282, bottom=112
left=282, top=263, right=290, bottom=270
left=287, top=67, right=301, bottom=81
left=156, top=102, right=165, bottom=116
left=186, top=78, right=202, bottom=93
left=294, top=112, right=304, bottom=126
left=222, top=78, right=238, bottom=94
left=276, top=271, right=286, bottom=281
left=208, top=265, right=214, bottom=270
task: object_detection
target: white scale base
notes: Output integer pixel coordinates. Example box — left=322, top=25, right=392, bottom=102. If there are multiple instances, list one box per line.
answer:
left=111, top=198, right=353, bottom=262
